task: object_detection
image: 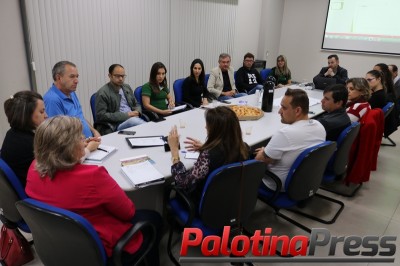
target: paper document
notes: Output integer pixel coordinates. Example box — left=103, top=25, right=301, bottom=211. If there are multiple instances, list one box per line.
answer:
left=121, top=160, right=164, bottom=187
left=85, top=145, right=116, bottom=162
left=171, top=104, right=187, bottom=112
left=184, top=152, right=200, bottom=160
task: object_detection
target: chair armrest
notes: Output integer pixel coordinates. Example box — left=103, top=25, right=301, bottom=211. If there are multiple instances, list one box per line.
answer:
left=263, top=169, right=282, bottom=203
left=94, top=122, right=117, bottom=135
left=112, top=221, right=157, bottom=266
left=140, top=113, right=150, bottom=122
left=180, top=101, right=194, bottom=110
left=142, top=110, right=161, bottom=122
left=164, top=182, right=196, bottom=227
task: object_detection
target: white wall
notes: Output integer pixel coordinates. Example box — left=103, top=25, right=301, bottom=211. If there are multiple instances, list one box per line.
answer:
left=0, top=0, right=31, bottom=143
left=280, top=0, right=400, bottom=82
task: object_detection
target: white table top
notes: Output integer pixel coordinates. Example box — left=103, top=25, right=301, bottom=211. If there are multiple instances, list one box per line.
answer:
left=95, top=87, right=324, bottom=190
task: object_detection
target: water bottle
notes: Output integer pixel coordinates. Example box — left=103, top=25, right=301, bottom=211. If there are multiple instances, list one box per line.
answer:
left=262, top=81, right=275, bottom=112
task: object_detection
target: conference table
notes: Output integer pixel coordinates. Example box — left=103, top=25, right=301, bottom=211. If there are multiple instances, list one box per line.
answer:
left=95, top=86, right=324, bottom=212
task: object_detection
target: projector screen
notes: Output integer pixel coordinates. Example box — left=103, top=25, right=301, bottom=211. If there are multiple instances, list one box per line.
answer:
left=322, top=0, right=400, bottom=56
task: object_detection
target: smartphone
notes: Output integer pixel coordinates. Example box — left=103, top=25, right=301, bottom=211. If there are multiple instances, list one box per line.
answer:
left=118, top=130, right=136, bottom=135
left=221, top=100, right=231, bottom=104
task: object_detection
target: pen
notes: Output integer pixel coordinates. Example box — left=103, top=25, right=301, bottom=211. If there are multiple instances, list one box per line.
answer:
left=97, top=148, right=108, bottom=153
left=308, top=111, right=315, bottom=114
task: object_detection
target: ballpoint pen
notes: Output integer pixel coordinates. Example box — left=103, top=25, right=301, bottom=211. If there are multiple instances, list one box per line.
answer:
left=97, top=147, right=108, bottom=153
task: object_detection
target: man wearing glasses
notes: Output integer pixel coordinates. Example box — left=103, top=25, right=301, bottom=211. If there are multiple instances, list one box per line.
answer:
left=95, top=64, right=146, bottom=135
left=44, top=61, right=101, bottom=139
left=235, top=52, right=264, bottom=94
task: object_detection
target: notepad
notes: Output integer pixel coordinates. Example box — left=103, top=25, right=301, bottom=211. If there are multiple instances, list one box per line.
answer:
left=184, top=151, right=200, bottom=160
left=171, top=104, right=187, bottom=112
left=121, top=159, right=164, bottom=188
left=85, top=145, right=117, bottom=163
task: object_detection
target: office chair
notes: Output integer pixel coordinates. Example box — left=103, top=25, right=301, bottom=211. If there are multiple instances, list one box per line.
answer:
left=0, top=158, right=30, bottom=233
left=260, top=68, right=272, bottom=82
left=258, top=141, right=339, bottom=233
left=382, top=102, right=397, bottom=146
left=172, top=78, right=193, bottom=109
left=320, top=122, right=362, bottom=197
left=134, top=86, right=162, bottom=122
left=204, top=74, right=210, bottom=87
left=165, top=160, right=265, bottom=266
left=16, top=198, right=156, bottom=266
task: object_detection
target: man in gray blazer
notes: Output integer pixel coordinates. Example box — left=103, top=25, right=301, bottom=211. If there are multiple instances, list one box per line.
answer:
left=207, top=53, right=247, bottom=101
left=389, top=64, right=400, bottom=98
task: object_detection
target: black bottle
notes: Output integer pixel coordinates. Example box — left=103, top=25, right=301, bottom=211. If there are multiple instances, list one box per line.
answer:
left=262, top=81, right=275, bottom=112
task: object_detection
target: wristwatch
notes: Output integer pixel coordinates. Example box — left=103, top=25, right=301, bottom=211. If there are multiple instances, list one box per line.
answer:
left=171, top=156, right=180, bottom=164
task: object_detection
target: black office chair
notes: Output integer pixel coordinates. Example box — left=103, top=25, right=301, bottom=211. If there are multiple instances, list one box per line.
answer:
left=258, top=141, right=339, bottom=233
left=0, top=158, right=31, bottom=233
left=16, top=198, right=156, bottom=266
left=165, top=159, right=265, bottom=266
left=381, top=102, right=397, bottom=147
left=320, top=122, right=362, bottom=197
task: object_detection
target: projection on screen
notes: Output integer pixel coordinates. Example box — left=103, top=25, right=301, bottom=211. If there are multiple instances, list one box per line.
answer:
left=322, top=0, right=400, bottom=55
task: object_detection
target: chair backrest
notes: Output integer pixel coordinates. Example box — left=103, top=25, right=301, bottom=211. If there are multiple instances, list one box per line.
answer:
left=329, top=122, right=360, bottom=175
left=134, top=86, right=143, bottom=107
left=16, top=199, right=107, bottom=266
left=198, top=160, right=265, bottom=229
left=204, top=74, right=210, bottom=88
left=173, top=78, right=185, bottom=104
left=260, top=68, right=272, bottom=82
left=0, top=158, right=29, bottom=231
left=382, top=102, right=394, bottom=119
left=90, top=93, right=96, bottom=122
left=285, top=141, right=336, bottom=201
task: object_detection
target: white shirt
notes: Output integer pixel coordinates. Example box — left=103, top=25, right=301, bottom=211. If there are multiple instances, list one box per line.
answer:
left=263, top=119, right=326, bottom=191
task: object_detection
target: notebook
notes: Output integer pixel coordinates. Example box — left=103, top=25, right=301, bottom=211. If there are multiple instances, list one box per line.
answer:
left=84, top=145, right=117, bottom=163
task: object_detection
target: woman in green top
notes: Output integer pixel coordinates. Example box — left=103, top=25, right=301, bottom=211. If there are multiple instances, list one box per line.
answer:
left=142, top=62, right=175, bottom=116
left=269, top=55, right=292, bottom=88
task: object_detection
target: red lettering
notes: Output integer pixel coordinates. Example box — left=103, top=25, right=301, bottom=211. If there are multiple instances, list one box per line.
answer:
left=270, top=236, right=290, bottom=256
left=180, top=228, right=203, bottom=256
left=250, top=230, right=263, bottom=256
left=289, top=236, right=309, bottom=256
left=220, top=226, right=231, bottom=256
left=231, top=235, right=251, bottom=256
left=202, top=236, right=221, bottom=256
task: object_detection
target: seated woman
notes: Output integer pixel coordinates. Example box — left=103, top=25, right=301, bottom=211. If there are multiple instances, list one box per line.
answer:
left=269, top=55, right=292, bottom=88
left=345, top=78, right=371, bottom=122
left=1, top=91, right=47, bottom=186
left=26, top=116, right=162, bottom=265
left=142, top=62, right=175, bottom=116
left=366, top=70, right=387, bottom=109
left=182, top=59, right=209, bottom=107
left=168, top=106, right=249, bottom=205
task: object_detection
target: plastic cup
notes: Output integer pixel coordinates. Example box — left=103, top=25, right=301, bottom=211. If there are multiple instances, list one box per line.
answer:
left=245, top=126, right=253, bottom=135
left=179, top=119, right=186, bottom=128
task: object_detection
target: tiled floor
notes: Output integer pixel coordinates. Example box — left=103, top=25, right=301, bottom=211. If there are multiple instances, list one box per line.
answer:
left=10, top=131, right=400, bottom=266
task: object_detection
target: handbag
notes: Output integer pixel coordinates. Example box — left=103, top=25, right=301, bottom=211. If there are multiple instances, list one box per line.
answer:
left=0, top=225, right=34, bottom=266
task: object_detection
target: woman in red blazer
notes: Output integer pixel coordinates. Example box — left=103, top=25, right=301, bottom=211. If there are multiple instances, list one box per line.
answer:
left=26, top=116, right=162, bottom=265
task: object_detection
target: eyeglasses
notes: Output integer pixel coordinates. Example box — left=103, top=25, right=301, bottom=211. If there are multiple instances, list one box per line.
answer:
left=112, top=74, right=127, bottom=79
left=366, top=78, right=376, bottom=82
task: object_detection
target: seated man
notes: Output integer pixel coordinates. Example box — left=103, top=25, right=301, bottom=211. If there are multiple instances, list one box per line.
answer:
left=95, top=64, right=146, bottom=135
left=44, top=61, right=100, bottom=138
left=235, top=52, right=263, bottom=94
left=313, top=54, right=348, bottom=85
left=255, top=89, right=326, bottom=191
left=388, top=64, right=400, bottom=99
left=207, top=53, right=247, bottom=101
left=317, top=84, right=351, bottom=141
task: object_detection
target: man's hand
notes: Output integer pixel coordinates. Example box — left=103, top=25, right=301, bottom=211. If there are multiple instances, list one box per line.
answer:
left=325, top=68, right=334, bottom=77
left=128, top=111, right=139, bottom=117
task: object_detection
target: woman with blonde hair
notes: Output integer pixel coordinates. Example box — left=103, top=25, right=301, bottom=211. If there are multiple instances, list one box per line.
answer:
left=345, top=78, right=371, bottom=122
left=269, top=55, right=292, bottom=88
left=26, top=116, right=162, bottom=265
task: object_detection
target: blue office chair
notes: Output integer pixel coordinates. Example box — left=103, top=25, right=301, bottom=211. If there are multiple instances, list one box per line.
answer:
left=134, top=86, right=162, bottom=122
left=320, top=122, right=362, bottom=197
left=260, top=68, right=272, bottom=82
left=0, top=158, right=30, bottom=233
left=204, top=74, right=210, bottom=87
left=258, top=141, right=339, bottom=233
left=172, top=78, right=193, bottom=109
left=166, top=160, right=265, bottom=266
left=382, top=102, right=397, bottom=147
left=16, top=198, right=156, bottom=266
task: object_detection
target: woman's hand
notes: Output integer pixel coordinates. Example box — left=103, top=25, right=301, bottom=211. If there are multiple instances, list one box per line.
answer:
left=183, top=137, right=203, bottom=152
left=168, top=101, right=175, bottom=109
left=168, top=125, right=180, bottom=155
left=202, top=98, right=209, bottom=106
left=86, top=139, right=100, bottom=152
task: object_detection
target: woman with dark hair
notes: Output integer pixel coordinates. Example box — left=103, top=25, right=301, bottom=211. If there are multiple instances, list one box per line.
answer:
left=374, top=63, right=396, bottom=99
left=142, top=62, right=175, bottom=116
left=168, top=106, right=249, bottom=205
left=26, top=116, right=162, bottom=265
left=1, top=91, right=47, bottom=186
left=366, top=70, right=387, bottom=109
left=269, top=55, right=292, bottom=88
left=182, top=59, right=209, bottom=107
left=346, top=78, right=371, bottom=122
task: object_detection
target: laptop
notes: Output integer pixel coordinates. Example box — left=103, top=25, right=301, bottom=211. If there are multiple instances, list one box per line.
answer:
left=313, top=76, right=337, bottom=90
